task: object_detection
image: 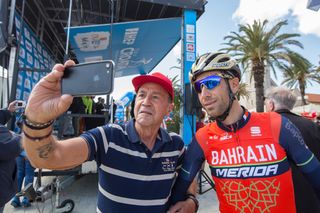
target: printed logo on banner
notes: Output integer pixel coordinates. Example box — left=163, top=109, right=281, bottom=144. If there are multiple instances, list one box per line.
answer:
left=33, top=72, right=39, bottom=81
left=23, top=91, right=30, bottom=100
left=43, top=59, right=49, bottom=68
left=84, top=56, right=104, bottom=62
left=24, top=78, right=31, bottom=90
left=186, top=43, right=195, bottom=52
left=37, top=43, right=42, bottom=53
left=43, top=50, right=48, bottom=59
left=34, top=59, right=39, bottom=69
left=27, top=53, right=34, bottom=66
left=26, top=71, right=32, bottom=78
left=74, top=32, right=110, bottom=51
left=24, top=27, right=31, bottom=40
left=17, top=75, right=22, bottom=86
left=186, top=24, right=195, bottom=33
left=186, top=52, right=195, bottom=62
left=15, top=17, right=21, bottom=30
left=20, top=37, right=24, bottom=46
left=40, top=64, right=45, bottom=69
left=130, top=58, right=153, bottom=67
left=25, top=40, right=33, bottom=53
left=31, top=37, right=36, bottom=46
left=186, top=33, right=195, bottom=43
left=38, top=55, right=43, bottom=63
left=122, top=28, right=139, bottom=45
left=16, top=89, right=21, bottom=100
left=19, top=48, right=26, bottom=59
left=33, top=48, right=38, bottom=57
left=18, top=59, right=24, bottom=67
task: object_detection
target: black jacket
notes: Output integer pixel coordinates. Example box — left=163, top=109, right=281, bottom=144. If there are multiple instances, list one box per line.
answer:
left=276, top=109, right=320, bottom=213
left=0, top=125, right=22, bottom=207
left=0, top=109, right=12, bottom=125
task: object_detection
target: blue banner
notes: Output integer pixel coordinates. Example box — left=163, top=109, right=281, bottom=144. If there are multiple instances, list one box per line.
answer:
left=15, top=13, right=55, bottom=102
left=67, top=18, right=181, bottom=77
left=182, top=10, right=197, bottom=144
left=14, top=13, right=55, bottom=132
left=116, top=91, right=135, bottom=108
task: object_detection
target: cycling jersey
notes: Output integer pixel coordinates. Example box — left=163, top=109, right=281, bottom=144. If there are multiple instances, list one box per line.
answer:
left=171, top=109, right=320, bottom=213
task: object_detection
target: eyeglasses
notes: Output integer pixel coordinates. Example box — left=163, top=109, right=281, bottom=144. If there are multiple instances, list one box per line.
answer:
left=194, top=75, right=223, bottom=93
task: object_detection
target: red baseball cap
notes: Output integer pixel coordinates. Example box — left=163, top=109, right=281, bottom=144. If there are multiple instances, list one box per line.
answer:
left=132, top=72, right=174, bottom=99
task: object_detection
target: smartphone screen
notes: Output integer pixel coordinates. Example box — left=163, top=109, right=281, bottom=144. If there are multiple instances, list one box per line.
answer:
left=61, top=60, right=114, bottom=96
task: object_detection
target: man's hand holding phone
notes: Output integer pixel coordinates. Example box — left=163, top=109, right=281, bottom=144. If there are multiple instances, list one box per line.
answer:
left=24, top=60, right=75, bottom=123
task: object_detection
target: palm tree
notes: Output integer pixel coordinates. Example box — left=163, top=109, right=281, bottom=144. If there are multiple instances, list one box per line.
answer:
left=166, top=75, right=182, bottom=134
left=281, top=51, right=320, bottom=105
left=221, top=19, right=303, bottom=112
left=237, top=82, right=250, bottom=101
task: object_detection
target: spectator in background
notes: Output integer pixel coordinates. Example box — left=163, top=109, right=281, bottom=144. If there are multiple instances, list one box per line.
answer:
left=196, top=110, right=206, bottom=131
left=10, top=150, right=34, bottom=208
left=317, top=115, right=320, bottom=126
left=265, top=87, right=320, bottom=213
left=82, top=96, right=93, bottom=114
left=109, top=99, right=117, bottom=123
left=95, top=98, right=106, bottom=115
left=68, top=97, right=86, bottom=136
left=130, top=95, right=136, bottom=119
left=0, top=101, right=35, bottom=209
left=0, top=100, right=18, bottom=125
left=0, top=125, right=22, bottom=213
left=95, top=98, right=107, bottom=127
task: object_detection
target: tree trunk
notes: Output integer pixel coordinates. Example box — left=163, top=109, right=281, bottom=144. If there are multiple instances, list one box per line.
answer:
left=299, top=81, right=307, bottom=105
left=252, top=60, right=265, bottom=112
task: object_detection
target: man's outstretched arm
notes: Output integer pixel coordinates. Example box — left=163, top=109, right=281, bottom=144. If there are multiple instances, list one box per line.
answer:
left=23, top=60, right=89, bottom=170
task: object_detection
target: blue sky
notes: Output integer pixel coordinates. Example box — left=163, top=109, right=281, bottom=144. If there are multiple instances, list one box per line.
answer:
left=112, top=0, right=320, bottom=100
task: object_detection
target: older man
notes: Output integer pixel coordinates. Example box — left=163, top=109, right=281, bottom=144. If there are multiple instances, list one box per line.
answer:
left=22, top=60, right=196, bottom=213
left=265, top=87, right=320, bottom=213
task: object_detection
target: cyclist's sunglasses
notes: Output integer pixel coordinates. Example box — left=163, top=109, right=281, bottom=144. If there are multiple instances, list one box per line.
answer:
left=194, top=75, right=222, bottom=93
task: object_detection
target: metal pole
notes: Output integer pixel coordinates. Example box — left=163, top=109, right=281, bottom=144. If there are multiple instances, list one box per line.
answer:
left=9, top=0, right=25, bottom=102
left=7, top=0, right=17, bottom=36
left=65, top=0, right=73, bottom=58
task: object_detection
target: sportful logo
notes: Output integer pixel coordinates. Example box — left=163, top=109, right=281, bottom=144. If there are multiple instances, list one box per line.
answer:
left=250, top=126, right=261, bottom=136
left=220, top=133, right=232, bottom=141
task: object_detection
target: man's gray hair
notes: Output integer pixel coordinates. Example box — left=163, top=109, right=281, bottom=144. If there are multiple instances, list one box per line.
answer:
left=265, top=87, right=297, bottom=110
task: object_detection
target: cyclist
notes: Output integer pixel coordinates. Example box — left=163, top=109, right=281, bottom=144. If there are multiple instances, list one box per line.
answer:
left=170, top=52, right=320, bottom=213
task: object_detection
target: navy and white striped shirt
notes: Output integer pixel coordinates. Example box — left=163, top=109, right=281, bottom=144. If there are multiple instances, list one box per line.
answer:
left=81, top=120, right=185, bottom=213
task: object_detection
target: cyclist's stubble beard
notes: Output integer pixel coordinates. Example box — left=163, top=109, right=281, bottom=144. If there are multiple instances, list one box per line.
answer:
left=201, top=89, right=230, bottom=119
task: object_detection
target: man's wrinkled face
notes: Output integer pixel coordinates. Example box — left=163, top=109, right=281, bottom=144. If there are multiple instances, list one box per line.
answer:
left=134, top=83, right=173, bottom=127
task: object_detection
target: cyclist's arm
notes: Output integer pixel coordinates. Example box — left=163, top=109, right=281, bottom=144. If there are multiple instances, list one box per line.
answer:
left=279, top=116, right=320, bottom=200
left=170, top=137, right=205, bottom=204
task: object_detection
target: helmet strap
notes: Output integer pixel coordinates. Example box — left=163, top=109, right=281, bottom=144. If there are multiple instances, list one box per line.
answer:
left=216, top=78, right=236, bottom=121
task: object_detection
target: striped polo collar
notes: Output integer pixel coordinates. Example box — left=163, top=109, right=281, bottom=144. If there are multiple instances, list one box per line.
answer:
left=125, top=119, right=172, bottom=144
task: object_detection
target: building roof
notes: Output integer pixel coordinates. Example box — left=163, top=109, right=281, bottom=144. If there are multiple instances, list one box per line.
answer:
left=306, top=93, right=320, bottom=104
left=13, top=0, right=206, bottom=62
